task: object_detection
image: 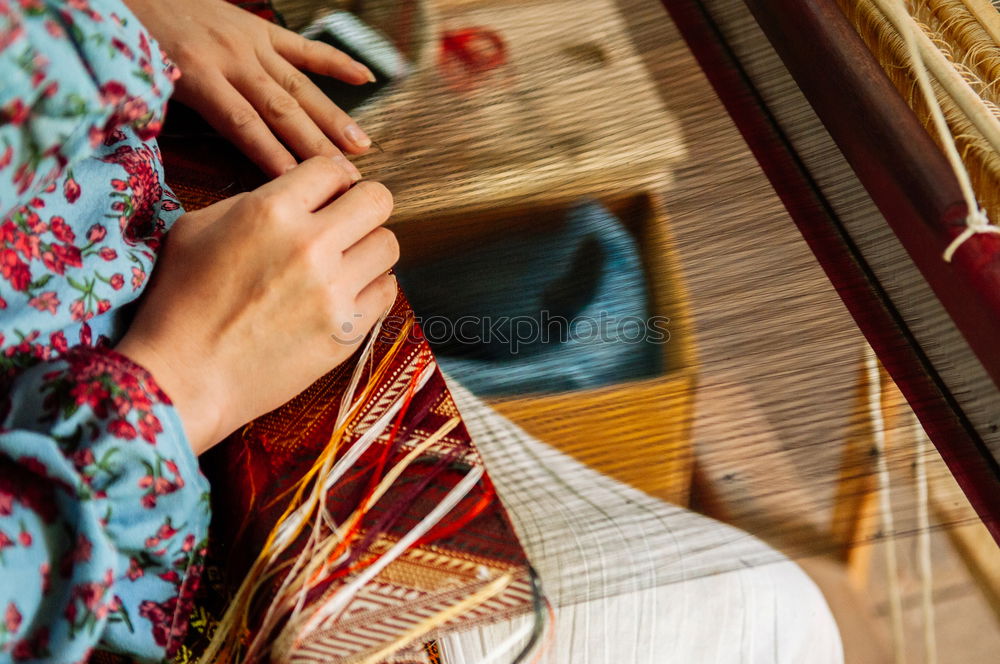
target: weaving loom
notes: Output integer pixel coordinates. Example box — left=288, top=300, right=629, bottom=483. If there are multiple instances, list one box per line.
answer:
left=660, top=0, right=1000, bottom=545
left=138, top=0, right=1000, bottom=661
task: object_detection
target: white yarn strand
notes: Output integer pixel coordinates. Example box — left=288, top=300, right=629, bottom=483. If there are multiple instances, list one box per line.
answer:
left=914, top=417, right=938, bottom=664
left=457, top=609, right=538, bottom=664
left=865, top=347, right=906, bottom=664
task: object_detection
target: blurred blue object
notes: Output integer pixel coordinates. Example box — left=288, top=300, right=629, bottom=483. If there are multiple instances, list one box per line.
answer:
left=397, top=201, right=663, bottom=397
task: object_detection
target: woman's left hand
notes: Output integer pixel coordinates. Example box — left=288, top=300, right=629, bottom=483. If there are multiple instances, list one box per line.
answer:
left=124, top=0, right=375, bottom=176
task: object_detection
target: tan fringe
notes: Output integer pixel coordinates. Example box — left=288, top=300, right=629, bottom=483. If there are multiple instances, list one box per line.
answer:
left=958, top=0, right=1000, bottom=47
left=837, top=0, right=1000, bottom=222
left=918, top=0, right=1000, bottom=106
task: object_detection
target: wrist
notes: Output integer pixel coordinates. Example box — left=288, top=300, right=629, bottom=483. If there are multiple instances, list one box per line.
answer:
left=115, top=334, right=224, bottom=455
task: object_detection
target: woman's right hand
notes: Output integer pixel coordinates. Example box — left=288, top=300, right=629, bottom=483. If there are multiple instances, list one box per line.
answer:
left=116, top=157, right=399, bottom=455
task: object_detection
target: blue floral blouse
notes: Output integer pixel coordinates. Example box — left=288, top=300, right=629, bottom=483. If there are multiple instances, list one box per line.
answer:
left=0, top=1, right=209, bottom=662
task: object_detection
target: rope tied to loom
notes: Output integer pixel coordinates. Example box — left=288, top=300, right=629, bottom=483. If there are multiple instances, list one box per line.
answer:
left=944, top=206, right=1000, bottom=261
left=874, top=0, right=1000, bottom=261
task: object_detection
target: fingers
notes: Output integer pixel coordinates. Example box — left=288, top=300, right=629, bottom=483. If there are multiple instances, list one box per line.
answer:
left=260, top=52, right=372, bottom=154
left=354, top=272, right=398, bottom=321
left=233, top=67, right=347, bottom=165
left=254, top=156, right=360, bottom=212
left=269, top=24, right=373, bottom=84
left=317, top=181, right=394, bottom=249
left=326, top=187, right=397, bottom=347
left=342, top=226, right=399, bottom=292
left=169, top=20, right=374, bottom=173
left=336, top=181, right=398, bottom=290
left=330, top=272, right=396, bottom=350
left=175, top=71, right=297, bottom=176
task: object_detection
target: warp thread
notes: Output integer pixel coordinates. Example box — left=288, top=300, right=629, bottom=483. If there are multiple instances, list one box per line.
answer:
left=913, top=414, right=938, bottom=664
left=865, top=347, right=906, bottom=664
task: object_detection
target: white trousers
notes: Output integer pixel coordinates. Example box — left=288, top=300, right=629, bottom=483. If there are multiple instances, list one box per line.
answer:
left=438, top=381, right=844, bottom=664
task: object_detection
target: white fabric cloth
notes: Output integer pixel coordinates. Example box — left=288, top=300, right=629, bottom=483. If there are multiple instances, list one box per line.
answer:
left=439, top=381, right=844, bottom=664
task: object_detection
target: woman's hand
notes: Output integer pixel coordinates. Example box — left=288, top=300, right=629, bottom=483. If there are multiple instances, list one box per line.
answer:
left=124, top=0, right=375, bottom=176
left=116, top=158, right=399, bottom=454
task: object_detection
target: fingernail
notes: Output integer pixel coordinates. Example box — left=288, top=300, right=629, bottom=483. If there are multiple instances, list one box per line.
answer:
left=282, top=162, right=298, bottom=173
left=356, top=63, right=377, bottom=83
left=333, top=154, right=362, bottom=182
left=344, top=123, right=372, bottom=149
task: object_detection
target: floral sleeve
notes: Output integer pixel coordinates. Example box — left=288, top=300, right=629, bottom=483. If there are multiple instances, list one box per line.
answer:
left=0, top=347, right=209, bottom=663
left=0, top=0, right=208, bottom=661
left=0, top=0, right=178, bottom=219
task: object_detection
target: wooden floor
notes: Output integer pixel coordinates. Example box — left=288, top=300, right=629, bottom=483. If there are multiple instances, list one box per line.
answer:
left=615, top=1, right=1000, bottom=661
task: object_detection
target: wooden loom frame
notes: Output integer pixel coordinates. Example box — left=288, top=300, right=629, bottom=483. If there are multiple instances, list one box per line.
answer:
left=658, top=0, right=1000, bottom=544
